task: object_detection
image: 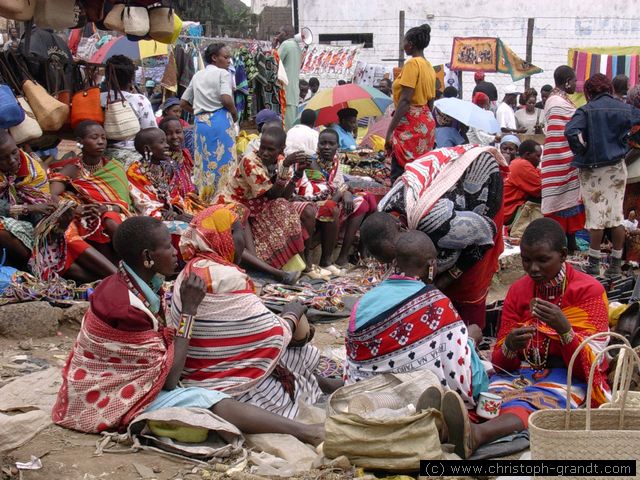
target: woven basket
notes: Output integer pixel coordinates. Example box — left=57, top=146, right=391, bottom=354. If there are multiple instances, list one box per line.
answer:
left=530, top=332, right=640, bottom=479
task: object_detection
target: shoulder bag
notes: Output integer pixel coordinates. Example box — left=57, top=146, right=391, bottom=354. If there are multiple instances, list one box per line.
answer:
left=122, top=3, right=150, bottom=37
left=0, top=0, right=36, bottom=21
left=148, top=3, right=174, bottom=43
left=71, top=64, right=104, bottom=129
left=103, top=64, right=140, bottom=141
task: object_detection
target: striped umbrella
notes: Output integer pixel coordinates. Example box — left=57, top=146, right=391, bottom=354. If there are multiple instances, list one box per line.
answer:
left=90, top=37, right=168, bottom=63
left=301, top=84, right=393, bottom=126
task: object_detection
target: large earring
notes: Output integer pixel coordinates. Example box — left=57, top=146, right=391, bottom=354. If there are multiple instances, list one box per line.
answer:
left=77, top=142, right=83, bottom=149
left=144, top=149, right=151, bottom=162
left=428, top=265, right=435, bottom=283
left=144, top=259, right=154, bottom=268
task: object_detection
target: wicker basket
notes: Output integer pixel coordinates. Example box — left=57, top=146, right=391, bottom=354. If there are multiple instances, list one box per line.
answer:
left=529, top=332, right=640, bottom=480
left=601, top=343, right=640, bottom=409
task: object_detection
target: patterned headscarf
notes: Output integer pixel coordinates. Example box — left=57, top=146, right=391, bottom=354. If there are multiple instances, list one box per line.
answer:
left=627, top=85, right=640, bottom=109
left=180, top=204, right=238, bottom=266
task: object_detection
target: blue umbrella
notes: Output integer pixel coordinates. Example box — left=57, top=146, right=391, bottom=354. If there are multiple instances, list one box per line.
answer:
left=434, top=98, right=499, bottom=134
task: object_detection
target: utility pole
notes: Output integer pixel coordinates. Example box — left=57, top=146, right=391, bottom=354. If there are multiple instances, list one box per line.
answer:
left=292, top=0, right=299, bottom=33
left=398, top=10, right=405, bottom=68
left=524, top=17, right=535, bottom=89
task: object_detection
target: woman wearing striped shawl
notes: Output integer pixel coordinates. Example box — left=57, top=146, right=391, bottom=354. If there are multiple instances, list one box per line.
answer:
left=540, top=66, right=585, bottom=252
left=172, top=205, right=324, bottom=419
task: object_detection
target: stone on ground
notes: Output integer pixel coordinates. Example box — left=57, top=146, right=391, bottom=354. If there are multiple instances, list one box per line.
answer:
left=0, top=302, right=63, bottom=339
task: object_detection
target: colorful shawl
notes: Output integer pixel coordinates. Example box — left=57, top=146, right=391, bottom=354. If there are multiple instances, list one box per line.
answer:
left=540, top=91, right=582, bottom=215
left=346, top=277, right=475, bottom=406
left=492, top=264, right=610, bottom=407
left=127, top=159, right=204, bottom=219
left=0, top=150, right=51, bottom=206
left=174, top=205, right=292, bottom=395
left=52, top=272, right=174, bottom=433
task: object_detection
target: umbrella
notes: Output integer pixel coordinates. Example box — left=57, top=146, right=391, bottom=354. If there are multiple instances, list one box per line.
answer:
left=303, top=84, right=393, bottom=126
left=433, top=97, right=499, bottom=134
left=90, top=37, right=168, bottom=63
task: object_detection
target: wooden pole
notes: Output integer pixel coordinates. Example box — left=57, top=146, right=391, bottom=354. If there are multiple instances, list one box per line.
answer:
left=524, top=17, right=534, bottom=89
left=398, top=10, right=405, bottom=68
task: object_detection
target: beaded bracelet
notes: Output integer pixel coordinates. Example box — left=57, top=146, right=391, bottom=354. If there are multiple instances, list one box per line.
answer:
left=559, top=329, right=576, bottom=345
left=501, top=342, right=518, bottom=359
left=176, top=314, right=196, bottom=339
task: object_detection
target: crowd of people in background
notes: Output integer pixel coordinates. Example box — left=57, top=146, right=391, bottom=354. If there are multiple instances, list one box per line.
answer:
left=2, top=19, right=640, bottom=464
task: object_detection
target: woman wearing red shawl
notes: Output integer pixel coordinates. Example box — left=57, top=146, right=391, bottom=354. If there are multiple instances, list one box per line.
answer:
left=173, top=205, right=325, bottom=419
left=429, top=219, right=610, bottom=460
left=0, top=130, right=115, bottom=282
left=50, top=121, right=131, bottom=264
left=374, top=145, right=508, bottom=328
left=159, top=116, right=196, bottom=198
left=52, top=216, right=324, bottom=445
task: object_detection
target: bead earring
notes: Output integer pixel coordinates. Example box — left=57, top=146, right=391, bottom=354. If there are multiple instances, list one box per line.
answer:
left=77, top=142, right=83, bottom=149
left=427, top=265, right=435, bottom=283
left=144, top=259, right=155, bottom=268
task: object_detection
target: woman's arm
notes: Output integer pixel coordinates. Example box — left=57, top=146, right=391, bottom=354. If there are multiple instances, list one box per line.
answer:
left=164, top=273, right=206, bottom=390
left=385, top=86, right=414, bottom=152
left=492, top=289, right=528, bottom=372
left=221, top=94, right=238, bottom=123
left=181, top=100, right=194, bottom=115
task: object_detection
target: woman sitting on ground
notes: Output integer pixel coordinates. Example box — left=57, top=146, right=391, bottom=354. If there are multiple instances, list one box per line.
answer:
left=158, top=117, right=200, bottom=204
left=214, top=126, right=316, bottom=279
left=156, top=99, right=194, bottom=160
left=294, top=128, right=377, bottom=276
left=440, top=218, right=610, bottom=459
left=0, top=130, right=115, bottom=282
left=128, top=128, right=202, bottom=222
left=173, top=205, right=330, bottom=419
left=52, top=216, right=324, bottom=446
left=49, top=121, right=131, bottom=264
left=345, top=229, right=488, bottom=409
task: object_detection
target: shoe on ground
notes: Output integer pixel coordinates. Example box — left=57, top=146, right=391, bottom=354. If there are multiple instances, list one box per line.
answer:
left=324, top=265, right=345, bottom=277
left=605, top=257, right=622, bottom=277
left=305, top=265, right=330, bottom=281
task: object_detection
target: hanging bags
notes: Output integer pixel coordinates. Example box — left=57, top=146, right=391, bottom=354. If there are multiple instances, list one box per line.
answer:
left=103, top=64, right=140, bottom=141
left=148, top=4, right=174, bottom=43
left=122, top=4, right=150, bottom=37
left=102, top=3, right=125, bottom=32
left=70, top=65, right=104, bottom=129
left=0, top=84, right=25, bottom=129
left=34, top=0, right=87, bottom=30
left=81, top=0, right=105, bottom=23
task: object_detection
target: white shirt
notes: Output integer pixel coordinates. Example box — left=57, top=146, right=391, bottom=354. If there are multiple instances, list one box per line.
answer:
left=496, top=102, right=517, bottom=130
left=181, top=64, right=233, bottom=115
left=100, top=90, right=156, bottom=150
left=285, top=124, right=319, bottom=155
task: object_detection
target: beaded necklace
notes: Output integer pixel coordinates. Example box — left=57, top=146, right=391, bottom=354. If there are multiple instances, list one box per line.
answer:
left=80, top=156, right=104, bottom=175
left=118, top=262, right=166, bottom=326
left=524, top=264, right=567, bottom=372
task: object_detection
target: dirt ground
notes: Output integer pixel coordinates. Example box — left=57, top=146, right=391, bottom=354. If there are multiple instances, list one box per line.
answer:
left=0, top=260, right=525, bottom=480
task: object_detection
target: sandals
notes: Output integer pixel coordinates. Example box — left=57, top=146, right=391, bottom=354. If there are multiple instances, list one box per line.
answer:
left=417, top=385, right=443, bottom=411
left=442, top=390, right=475, bottom=459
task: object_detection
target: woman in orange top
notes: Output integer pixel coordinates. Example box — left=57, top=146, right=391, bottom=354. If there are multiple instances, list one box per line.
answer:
left=385, top=24, right=437, bottom=182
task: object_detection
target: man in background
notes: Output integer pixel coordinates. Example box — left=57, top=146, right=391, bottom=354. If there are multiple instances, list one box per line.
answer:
left=276, top=25, right=302, bottom=130
left=496, top=85, right=526, bottom=134
left=613, top=74, right=629, bottom=101
left=377, top=78, right=392, bottom=97
left=472, top=72, right=498, bottom=103
left=309, top=77, right=320, bottom=97
left=535, top=84, right=553, bottom=109
left=299, top=79, right=310, bottom=103
left=3, top=26, right=19, bottom=52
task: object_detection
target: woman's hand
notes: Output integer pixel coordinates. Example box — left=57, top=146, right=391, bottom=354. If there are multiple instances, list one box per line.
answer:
left=176, top=213, right=193, bottom=223
left=384, top=135, right=393, bottom=155
left=505, top=326, right=536, bottom=351
left=162, top=210, right=177, bottom=221
left=180, top=272, right=206, bottom=316
left=532, top=298, right=572, bottom=334
left=284, top=151, right=309, bottom=168
left=27, top=203, right=56, bottom=216
left=342, top=191, right=354, bottom=215
left=76, top=204, right=102, bottom=218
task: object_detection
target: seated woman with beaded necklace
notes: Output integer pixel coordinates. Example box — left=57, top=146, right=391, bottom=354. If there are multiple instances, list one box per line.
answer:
left=438, top=218, right=611, bottom=459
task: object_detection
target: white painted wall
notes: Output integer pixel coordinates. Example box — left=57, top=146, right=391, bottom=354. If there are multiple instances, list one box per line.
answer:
left=251, top=0, right=290, bottom=15
left=299, top=1, right=640, bottom=99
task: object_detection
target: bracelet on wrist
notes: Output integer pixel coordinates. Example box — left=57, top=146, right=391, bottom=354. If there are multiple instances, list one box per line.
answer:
left=559, top=328, right=576, bottom=345
left=176, top=313, right=196, bottom=339
left=501, top=342, right=518, bottom=359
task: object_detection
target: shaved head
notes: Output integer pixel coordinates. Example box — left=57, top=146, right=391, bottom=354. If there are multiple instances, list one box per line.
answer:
left=395, top=230, right=437, bottom=278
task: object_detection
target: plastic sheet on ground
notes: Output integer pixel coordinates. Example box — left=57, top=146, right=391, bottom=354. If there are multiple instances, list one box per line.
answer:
left=0, top=367, right=61, bottom=452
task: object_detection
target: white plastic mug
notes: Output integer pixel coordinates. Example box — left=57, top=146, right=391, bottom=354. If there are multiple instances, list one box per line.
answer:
left=475, top=392, right=502, bottom=419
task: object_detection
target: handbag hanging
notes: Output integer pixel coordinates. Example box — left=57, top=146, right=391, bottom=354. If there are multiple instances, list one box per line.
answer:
left=71, top=65, right=104, bottom=129
left=0, top=84, right=25, bottom=129
left=0, top=53, right=40, bottom=142
left=103, top=64, right=140, bottom=141
left=0, top=0, right=36, bottom=21
left=122, top=4, right=150, bottom=37
left=34, top=0, right=87, bottom=30
left=148, top=4, right=174, bottom=43
left=11, top=53, right=70, bottom=132
left=102, top=2, right=125, bottom=32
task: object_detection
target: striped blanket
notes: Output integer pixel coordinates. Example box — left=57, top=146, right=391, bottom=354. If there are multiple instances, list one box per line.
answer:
left=572, top=50, right=639, bottom=93
left=540, top=92, right=581, bottom=215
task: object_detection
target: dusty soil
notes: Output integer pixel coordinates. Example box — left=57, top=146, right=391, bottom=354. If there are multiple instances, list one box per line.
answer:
left=0, top=260, right=523, bottom=480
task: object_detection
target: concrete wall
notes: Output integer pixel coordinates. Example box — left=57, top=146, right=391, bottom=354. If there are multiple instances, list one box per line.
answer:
left=251, top=0, right=290, bottom=15
left=299, top=1, right=640, bottom=98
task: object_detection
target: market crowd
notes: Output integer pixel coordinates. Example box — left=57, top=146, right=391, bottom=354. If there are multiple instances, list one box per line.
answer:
left=2, top=20, right=640, bottom=462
